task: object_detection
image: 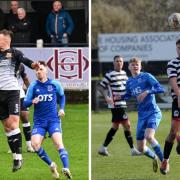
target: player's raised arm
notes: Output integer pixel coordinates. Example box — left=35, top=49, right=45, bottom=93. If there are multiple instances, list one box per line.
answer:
left=15, top=49, right=40, bottom=69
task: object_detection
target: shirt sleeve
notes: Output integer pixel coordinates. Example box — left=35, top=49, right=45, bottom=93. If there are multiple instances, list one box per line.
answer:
left=99, top=73, right=110, bottom=89
left=167, top=60, right=177, bottom=79
left=52, top=80, right=65, bottom=110
left=15, top=49, right=34, bottom=69
left=146, top=73, right=165, bottom=94
left=20, top=64, right=27, bottom=79
left=23, top=82, right=35, bottom=107
left=121, top=80, right=132, bottom=100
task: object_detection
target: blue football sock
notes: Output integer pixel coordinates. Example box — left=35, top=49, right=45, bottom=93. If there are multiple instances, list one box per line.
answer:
left=58, top=148, right=69, bottom=168
left=36, top=147, right=52, bottom=166
left=151, top=143, right=163, bottom=162
left=144, top=146, right=156, bottom=159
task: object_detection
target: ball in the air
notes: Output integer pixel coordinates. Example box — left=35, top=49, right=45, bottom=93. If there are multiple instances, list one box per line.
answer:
left=168, top=13, right=180, bottom=29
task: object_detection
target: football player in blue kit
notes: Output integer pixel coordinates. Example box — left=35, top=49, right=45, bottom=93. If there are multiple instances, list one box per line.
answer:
left=24, top=61, right=72, bottom=179
left=118, top=57, right=164, bottom=172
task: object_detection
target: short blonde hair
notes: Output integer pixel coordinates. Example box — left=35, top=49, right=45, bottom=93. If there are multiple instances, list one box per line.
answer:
left=129, top=57, right=142, bottom=64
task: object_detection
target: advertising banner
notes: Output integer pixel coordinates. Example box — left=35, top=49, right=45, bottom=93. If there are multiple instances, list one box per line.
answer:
left=19, top=48, right=89, bottom=90
left=98, top=32, right=180, bottom=62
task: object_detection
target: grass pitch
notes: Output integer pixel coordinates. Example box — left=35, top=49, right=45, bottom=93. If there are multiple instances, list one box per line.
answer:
left=92, top=110, right=180, bottom=180
left=0, top=104, right=88, bottom=180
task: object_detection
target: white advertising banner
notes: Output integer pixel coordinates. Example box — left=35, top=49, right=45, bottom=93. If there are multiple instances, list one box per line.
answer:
left=98, top=32, right=180, bottom=62
left=18, top=48, right=89, bottom=90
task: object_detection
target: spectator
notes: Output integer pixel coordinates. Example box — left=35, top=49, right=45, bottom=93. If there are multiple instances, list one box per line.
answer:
left=6, top=1, right=19, bottom=29
left=9, top=8, right=31, bottom=44
left=0, top=8, right=5, bottom=30
left=46, top=0, right=74, bottom=46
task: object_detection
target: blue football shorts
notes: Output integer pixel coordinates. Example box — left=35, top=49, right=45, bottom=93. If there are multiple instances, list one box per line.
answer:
left=32, top=119, right=62, bottom=137
left=136, top=111, right=162, bottom=140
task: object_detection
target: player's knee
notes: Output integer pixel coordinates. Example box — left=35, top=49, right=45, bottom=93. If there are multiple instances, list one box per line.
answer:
left=20, top=113, right=29, bottom=123
left=123, top=124, right=130, bottom=131
left=21, top=117, right=29, bottom=123
left=31, top=142, right=41, bottom=151
left=145, top=134, right=154, bottom=143
left=112, top=123, right=119, bottom=129
left=54, top=141, right=64, bottom=150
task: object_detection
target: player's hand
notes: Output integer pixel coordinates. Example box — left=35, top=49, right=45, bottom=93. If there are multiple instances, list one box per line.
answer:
left=63, top=33, right=68, bottom=37
left=58, top=109, right=65, bottom=117
left=32, top=97, right=39, bottom=104
left=137, top=91, right=148, bottom=102
left=31, top=62, right=40, bottom=70
left=105, top=97, right=114, bottom=105
left=114, top=95, right=121, bottom=100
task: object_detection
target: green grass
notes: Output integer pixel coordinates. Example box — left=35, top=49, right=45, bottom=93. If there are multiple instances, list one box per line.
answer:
left=92, top=110, right=180, bottom=180
left=0, top=104, right=88, bottom=180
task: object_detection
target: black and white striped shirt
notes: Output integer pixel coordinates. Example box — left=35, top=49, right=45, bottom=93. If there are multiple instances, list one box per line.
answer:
left=0, top=48, right=33, bottom=90
left=167, top=57, right=180, bottom=99
left=99, top=70, right=128, bottom=108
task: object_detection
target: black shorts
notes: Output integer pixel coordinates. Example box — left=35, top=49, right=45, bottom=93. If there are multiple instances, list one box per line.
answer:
left=0, top=90, right=20, bottom=120
left=20, top=98, right=29, bottom=111
left=172, top=99, right=180, bottom=121
left=111, top=108, right=128, bottom=123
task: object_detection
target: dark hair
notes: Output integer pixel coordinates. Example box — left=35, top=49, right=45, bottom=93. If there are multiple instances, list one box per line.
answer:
left=176, top=39, right=180, bottom=45
left=0, top=29, right=13, bottom=38
left=38, top=61, right=47, bottom=67
left=113, top=55, right=122, bottom=61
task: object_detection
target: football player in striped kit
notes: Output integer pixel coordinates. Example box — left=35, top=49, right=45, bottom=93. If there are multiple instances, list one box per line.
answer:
left=0, top=29, right=39, bottom=172
left=97, top=55, right=140, bottom=156
left=160, top=39, right=180, bottom=175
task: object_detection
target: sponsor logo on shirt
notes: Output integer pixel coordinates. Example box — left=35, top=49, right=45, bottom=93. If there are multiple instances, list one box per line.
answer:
left=37, top=94, right=53, bottom=102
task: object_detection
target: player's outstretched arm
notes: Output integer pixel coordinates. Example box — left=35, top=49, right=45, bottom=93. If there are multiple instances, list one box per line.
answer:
left=147, top=83, right=165, bottom=95
left=16, top=49, right=40, bottom=69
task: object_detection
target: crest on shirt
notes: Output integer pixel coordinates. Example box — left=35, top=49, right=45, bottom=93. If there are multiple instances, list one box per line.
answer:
left=174, top=110, right=179, bottom=117
left=47, top=85, right=53, bottom=92
left=123, top=114, right=128, bottom=119
left=138, top=78, right=143, bottom=83
left=6, top=53, right=12, bottom=58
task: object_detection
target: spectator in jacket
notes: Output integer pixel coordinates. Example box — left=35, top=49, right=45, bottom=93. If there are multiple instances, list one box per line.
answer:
left=6, top=1, right=19, bottom=29
left=8, top=8, right=31, bottom=44
left=46, top=0, right=74, bottom=46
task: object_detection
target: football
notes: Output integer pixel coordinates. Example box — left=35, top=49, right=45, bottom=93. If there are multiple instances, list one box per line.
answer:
left=168, top=13, right=180, bottom=29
